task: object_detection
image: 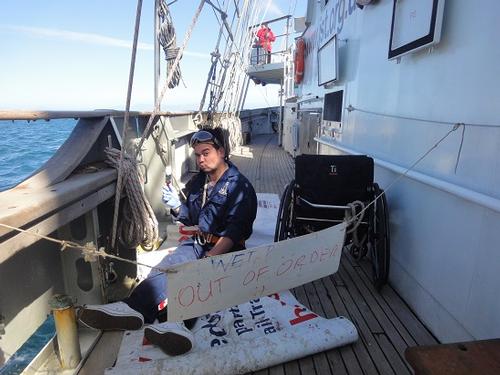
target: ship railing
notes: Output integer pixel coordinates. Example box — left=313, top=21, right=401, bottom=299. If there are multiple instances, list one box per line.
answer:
left=248, top=15, right=292, bottom=67
left=0, top=109, right=191, bottom=121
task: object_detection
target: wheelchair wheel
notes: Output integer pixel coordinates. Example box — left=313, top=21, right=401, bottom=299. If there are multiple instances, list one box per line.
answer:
left=369, top=183, right=390, bottom=290
left=274, top=180, right=295, bottom=242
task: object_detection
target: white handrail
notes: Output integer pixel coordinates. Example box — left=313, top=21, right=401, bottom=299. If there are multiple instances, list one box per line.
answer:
left=315, top=136, right=500, bottom=214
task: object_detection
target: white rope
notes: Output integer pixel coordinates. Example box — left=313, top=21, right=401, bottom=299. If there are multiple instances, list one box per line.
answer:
left=105, top=147, right=159, bottom=249
left=345, top=201, right=365, bottom=234
left=345, top=123, right=463, bottom=227
left=345, top=200, right=367, bottom=252
left=347, top=104, right=500, bottom=129
left=0, top=222, right=175, bottom=274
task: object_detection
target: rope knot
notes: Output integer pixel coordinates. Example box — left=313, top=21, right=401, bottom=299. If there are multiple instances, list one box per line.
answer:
left=82, top=242, right=101, bottom=263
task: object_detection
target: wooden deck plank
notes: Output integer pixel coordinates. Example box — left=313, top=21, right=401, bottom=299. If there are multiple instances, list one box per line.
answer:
left=312, top=278, right=367, bottom=375
left=283, top=361, right=301, bottom=375
left=332, top=271, right=397, bottom=375
left=343, top=254, right=420, bottom=348
left=302, top=281, right=350, bottom=375
left=356, top=257, right=438, bottom=346
left=232, top=133, right=438, bottom=375
left=311, top=279, right=351, bottom=375
left=268, top=365, right=284, bottom=375
left=340, top=256, right=416, bottom=372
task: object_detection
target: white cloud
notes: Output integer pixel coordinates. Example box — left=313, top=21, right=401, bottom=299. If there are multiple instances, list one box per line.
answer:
left=0, top=25, right=209, bottom=59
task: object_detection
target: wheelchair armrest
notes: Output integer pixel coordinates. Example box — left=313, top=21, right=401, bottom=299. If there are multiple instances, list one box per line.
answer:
left=298, top=197, right=350, bottom=210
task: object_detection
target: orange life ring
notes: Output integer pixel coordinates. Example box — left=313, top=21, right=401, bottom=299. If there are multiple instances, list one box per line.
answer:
left=294, top=38, right=305, bottom=84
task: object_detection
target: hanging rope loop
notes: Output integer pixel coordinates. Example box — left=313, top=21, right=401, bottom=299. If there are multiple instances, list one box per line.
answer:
left=158, top=0, right=182, bottom=88
left=105, top=147, right=159, bottom=250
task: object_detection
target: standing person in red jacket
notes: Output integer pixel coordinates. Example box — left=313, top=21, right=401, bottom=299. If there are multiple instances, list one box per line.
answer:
left=256, top=23, right=276, bottom=63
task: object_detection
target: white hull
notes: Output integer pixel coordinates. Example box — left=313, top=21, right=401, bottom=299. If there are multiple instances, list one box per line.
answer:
left=284, top=0, right=500, bottom=342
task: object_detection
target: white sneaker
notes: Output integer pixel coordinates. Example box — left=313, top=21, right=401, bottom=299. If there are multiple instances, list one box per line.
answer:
left=144, top=321, right=194, bottom=356
left=78, top=301, right=144, bottom=331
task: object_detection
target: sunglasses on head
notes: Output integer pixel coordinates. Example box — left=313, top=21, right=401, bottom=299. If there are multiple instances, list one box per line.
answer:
left=190, top=130, right=223, bottom=148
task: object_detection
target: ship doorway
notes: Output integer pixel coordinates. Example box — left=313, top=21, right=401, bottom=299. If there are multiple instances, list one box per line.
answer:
left=299, top=110, right=321, bottom=155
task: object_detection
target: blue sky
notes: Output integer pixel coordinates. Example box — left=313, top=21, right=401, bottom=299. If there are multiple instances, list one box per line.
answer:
left=0, top=0, right=304, bottom=112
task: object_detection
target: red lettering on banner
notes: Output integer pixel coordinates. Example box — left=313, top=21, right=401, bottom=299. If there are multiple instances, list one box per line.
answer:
left=197, top=281, right=213, bottom=302
left=213, top=276, right=229, bottom=293
left=289, top=306, right=318, bottom=325
left=243, top=270, right=256, bottom=286
left=293, top=255, right=306, bottom=271
left=256, top=266, right=270, bottom=282
left=276, top=259, right=293, bottom=276
left=178, top=285, right=195, bottom=307
left=319, top=249, right=331, bottom=262
left=310, top=249, right=319, bottom=264
left=331, top=244, right=340, bottom=257
left=269, top=293, right=286, bottom=306
left=177, top=276, right=230, bottom=308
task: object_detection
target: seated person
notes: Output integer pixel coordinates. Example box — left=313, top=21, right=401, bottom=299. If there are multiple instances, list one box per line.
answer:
left=79, top=128, right=257, bottom=356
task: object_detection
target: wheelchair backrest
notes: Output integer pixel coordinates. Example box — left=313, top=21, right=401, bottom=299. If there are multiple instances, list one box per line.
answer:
left=295, top=154, right=374, bottom=205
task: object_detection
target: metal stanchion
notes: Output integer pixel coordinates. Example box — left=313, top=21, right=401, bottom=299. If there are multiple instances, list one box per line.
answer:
left=49, top=294, right=82, bottom=369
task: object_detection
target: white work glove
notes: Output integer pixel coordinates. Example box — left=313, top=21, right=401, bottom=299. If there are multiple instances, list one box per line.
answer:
left=162, top=185, right=181, bottom=210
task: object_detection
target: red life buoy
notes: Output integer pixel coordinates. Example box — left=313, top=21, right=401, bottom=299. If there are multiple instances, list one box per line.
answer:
left=294, top=38, right=305, bottom=84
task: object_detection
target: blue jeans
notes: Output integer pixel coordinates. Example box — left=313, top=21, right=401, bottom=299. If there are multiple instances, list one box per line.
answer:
left=123, top=239, right=203, bottom=323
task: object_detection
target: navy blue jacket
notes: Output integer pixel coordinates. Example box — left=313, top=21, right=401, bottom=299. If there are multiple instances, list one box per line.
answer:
left=174, top=162, right=257, bottom=250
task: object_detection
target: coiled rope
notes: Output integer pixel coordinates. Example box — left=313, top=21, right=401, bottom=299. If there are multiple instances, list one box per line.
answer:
left=110, top=0, right=143, bottom=252
left=158, top=0, right=181, bottom=88
left=345, top=200, right=367, bottom=252
left=105, top=147, right=159, bottom=249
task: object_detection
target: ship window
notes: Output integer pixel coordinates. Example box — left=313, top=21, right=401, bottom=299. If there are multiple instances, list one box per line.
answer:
left=388, top=0, right=445, bottom=59
left=318, top=35, right=338, bottom=86
left=323, top=90, right=343, bottom=122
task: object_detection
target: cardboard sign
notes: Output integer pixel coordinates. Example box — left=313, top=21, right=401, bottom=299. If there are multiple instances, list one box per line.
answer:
left=167, top=222, right=346, bottom=321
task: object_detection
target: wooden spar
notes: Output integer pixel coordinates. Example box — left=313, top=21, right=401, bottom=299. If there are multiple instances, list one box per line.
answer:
left=0, top=110, right=196, bottom=121
left=247, top=14, right=291, bottom=29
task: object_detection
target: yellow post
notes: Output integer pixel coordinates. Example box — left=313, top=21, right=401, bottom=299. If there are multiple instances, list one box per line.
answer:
left=49, top=294, right=82, bottom=369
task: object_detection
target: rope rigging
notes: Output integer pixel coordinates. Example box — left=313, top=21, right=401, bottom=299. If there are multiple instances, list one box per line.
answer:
left=158, top=0, right=182, bottom=88
left=0, top=1, right=288, bottom=274
left=197, top=0, right=270, bottom=126
left=105, top=147, right=159, bottom=250
left=110, top=0, right=144, bottom=252
left=111, top=0, right=204, bottom=253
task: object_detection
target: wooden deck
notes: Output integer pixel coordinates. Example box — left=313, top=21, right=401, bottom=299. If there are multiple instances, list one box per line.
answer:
left=231, top=134, right=438, bottom=375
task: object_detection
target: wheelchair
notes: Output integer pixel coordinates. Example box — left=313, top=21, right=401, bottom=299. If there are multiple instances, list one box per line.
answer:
left=274, top=154, right=390, bottom=290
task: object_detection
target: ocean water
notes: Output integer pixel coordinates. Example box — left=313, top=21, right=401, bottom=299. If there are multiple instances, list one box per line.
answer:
left=0, top=119, right=77, bottom=191
left=0, top=119, right=75, bottom=372
left=0, top=316, right=56, bottom=375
